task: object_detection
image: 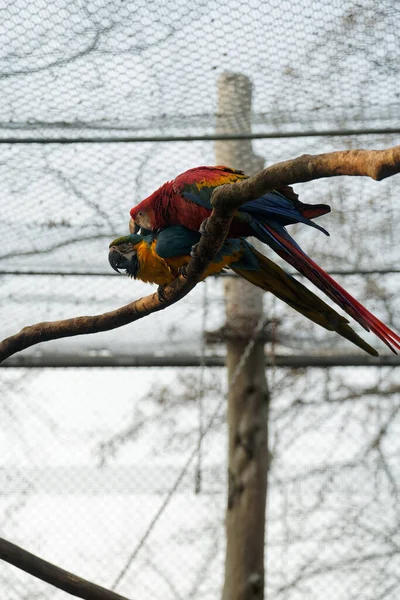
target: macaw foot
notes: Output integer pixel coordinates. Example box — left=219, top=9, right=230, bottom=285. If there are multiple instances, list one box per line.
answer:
left=190, top=242, right=199, bottom=258
left=199, top=218, right=210, bottom=236
left=157, top=285, right=168, bottom=302
left=178, top=265, right=188, bottom=278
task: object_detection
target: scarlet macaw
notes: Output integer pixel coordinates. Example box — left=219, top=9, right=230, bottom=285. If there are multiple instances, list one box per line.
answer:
left=108, top=226, right=398, bottom=355
left=129, top=166, right=400, bottom=354
left=129, top=165, right=330, bottom=237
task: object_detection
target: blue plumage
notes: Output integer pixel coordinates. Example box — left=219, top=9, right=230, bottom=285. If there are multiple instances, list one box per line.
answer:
left=238, top=192, right=330, bottom=235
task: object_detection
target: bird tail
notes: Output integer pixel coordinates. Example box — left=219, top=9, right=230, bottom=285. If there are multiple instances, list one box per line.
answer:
left=232, top=247, right=383, bottom=356
left=275, top=186, right=331, bottom=221
left=250, top=222, right=400, bottom=354
left=240, top=191, right=331, bottom=235
left=297, top=202, right=331, bottom=221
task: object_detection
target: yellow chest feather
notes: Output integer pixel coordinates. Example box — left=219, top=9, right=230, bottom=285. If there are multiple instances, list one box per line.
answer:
left=135, top=241, right=176, bottom=286
left=135, top=240, right=243, bottom=286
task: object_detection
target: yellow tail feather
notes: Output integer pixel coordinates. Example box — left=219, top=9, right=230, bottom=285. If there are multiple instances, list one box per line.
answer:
left=232, top=249, right=378, bottom=356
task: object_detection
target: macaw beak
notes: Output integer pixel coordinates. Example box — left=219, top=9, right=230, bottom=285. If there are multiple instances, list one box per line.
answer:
left=108, top=248, right=131, bottom=273
left=129, top=219, right=140, bottom=234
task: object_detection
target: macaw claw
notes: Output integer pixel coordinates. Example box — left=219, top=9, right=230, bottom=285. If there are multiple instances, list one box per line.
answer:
left=199, top=218, right=210, bottom=236
left=190, top=243, right=199, bottom=258
left=157, top=285, right=168, bottom=302
left=178, top=265, right=188, bottom=278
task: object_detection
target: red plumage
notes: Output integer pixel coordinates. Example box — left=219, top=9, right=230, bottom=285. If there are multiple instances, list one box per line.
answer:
left=129, top=165, right=329, bottom=236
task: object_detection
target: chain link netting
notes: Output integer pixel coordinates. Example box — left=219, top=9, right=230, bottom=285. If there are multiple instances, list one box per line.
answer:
left=1, top=0, right=400, bottom=598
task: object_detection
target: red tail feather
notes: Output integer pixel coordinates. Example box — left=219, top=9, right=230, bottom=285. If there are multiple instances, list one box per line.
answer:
left=300, top=204, right=331, bottom=220
left=265, top=226, right=400, bottom=354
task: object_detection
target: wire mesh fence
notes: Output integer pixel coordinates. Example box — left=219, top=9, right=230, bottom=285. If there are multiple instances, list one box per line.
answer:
left=1, top=0, right=400, bottom=598
left=1, top=0, right=399, bottom=138
left=1, top=366, right=400, bottom=599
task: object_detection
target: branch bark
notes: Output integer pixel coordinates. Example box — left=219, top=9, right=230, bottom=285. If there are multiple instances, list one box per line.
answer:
left=1, top=144, right=400, bottom=364
left=0, top=537, right=132, bottom=600
left=211, top=146, right=400, bottom=212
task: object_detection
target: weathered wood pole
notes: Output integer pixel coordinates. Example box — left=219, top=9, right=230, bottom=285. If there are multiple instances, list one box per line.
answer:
left=216, top=72, right=270, bottom=600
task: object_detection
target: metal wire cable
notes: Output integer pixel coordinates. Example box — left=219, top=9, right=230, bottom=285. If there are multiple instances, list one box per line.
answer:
left=0, top=126, right=400, bottom=143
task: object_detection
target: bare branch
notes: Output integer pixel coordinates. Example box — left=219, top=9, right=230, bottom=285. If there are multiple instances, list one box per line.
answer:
left=0, top=206, right=232, bottom=363
left=1, top=145, right=400, bottom=364
left=0, top=537, right=132, bottom=600
left=211, top=146, right=400, bottom=212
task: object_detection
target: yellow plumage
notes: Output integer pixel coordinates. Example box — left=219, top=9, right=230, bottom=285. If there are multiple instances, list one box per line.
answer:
left=134, top=240, right=175, bottom=284
left=134, top=239, right=242, bottom=286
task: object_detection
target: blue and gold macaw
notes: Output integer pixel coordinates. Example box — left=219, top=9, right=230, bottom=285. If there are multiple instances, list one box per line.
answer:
left=108, top=226, right=399, bottom=356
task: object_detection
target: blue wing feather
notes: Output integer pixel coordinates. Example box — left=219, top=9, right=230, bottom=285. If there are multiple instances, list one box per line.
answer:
left=180, top=188, right=213, bottom=209
left=181, top=186, right=329, bottom=235
left=155, top=226, right=201, bottom=258
left=155, top=225, right=259, bottom=269
left=238, top=193, right=330, bottom=235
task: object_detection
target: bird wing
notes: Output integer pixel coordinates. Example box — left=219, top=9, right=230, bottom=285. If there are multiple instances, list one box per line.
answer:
left=172, top=165, right=248, bottom=209
left=174, top=165, right=330, bottom=233
left=155, top=225, right=245, bottom=266
left=155, top=226, right=203, bottom=258
left=237, top=192, right=330, bottom=234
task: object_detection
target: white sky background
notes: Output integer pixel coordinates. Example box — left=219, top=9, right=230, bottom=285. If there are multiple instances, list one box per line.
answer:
left=0, top=0, right=400, bottom=598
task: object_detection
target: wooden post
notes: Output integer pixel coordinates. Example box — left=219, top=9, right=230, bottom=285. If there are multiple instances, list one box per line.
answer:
left=216, top=73, right=270, bottom=600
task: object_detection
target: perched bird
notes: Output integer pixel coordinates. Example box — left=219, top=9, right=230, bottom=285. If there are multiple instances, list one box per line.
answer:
left=108, top=226, right=398, bottom=356
left=129, top=165, right=330, bottom=237
left=129, top=165, right=400, bottom=354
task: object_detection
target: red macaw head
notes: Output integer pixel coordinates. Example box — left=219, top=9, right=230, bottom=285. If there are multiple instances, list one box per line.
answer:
left=130, top=192, right=159, bottom=232
left=129, top=206, right=155, bottom=232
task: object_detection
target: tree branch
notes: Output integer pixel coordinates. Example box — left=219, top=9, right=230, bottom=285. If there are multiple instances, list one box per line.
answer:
left=211, top=146, right=400, bottom=211
left=0, top=206, right=232, bottom=363
left=1, top=145, right=400, bottom=365
left=0, top=537, right=132, bottom=600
